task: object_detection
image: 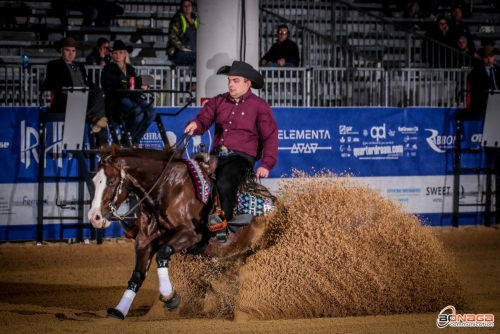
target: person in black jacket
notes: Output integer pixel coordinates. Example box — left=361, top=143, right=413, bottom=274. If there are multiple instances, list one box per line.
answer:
left=43, top=37, right=108, bottom=146
left=422, top=16, right=455, bottom=67
left=101, top=40, right=157, bottom=148
left=260, top=24, right=300, bottom=68
left=468, top=44, right=500, bottom=113
left=448, top=4, right=477, bottom=58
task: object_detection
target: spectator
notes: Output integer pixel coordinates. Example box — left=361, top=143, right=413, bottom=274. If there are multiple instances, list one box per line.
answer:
left=447, top=4, right=477, bottom=58
left=43, top=37, right=108, bottom=146
left=101, top=40, right=157, bottom=148
left=51, top=0, right=98, bottom=28
left=422, top=16, right=455, bottom=67
left=455, top=36, right=475, bottom=57
left=84, top=0, right=124, bottom=27
left=86, top=37, right=111, bottom=66
left=418, top=0, right=439, bottom=18
left=260, top=24, right=300, bottom=68
left=451, top=35, right=477, bottom=68
left=468, top=44, right=499, bottom=112
left=166, top=0, right=197, bottom=66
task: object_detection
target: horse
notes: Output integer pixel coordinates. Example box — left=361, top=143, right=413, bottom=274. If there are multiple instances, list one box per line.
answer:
left=87, top=145, right=267, bottom=320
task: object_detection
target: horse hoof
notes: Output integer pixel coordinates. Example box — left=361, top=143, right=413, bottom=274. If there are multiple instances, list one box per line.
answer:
left=106, top=308, right=125, bottom=320
left=162, top=291, right=181, bottom=312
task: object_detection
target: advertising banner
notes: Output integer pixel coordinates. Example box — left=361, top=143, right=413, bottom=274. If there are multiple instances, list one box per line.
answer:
left=0, top=106, right=493, bottom=241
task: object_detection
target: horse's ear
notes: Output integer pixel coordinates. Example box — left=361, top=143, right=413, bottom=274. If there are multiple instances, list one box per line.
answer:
left=112, top=144, right=120, bottom=158
left=99, top=146, right=107, bottom=156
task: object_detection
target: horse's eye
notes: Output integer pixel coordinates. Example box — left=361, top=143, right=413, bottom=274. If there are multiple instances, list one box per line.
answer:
left=108, top=180, right=115, bottom=186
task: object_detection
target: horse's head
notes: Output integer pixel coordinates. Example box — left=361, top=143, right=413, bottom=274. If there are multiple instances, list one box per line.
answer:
left=88, top=145, right=132, bottom=229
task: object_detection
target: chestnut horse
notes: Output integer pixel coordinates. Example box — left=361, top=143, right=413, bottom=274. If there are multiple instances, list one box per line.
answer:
left=87, top=145, right=266, bottom=320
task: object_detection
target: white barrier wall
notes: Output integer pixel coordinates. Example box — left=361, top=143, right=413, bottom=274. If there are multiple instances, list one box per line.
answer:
left=196, top=0, right=260, bottom=105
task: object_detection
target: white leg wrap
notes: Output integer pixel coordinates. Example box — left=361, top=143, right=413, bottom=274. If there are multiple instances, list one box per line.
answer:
left=115, top=289, right=136, bottom=317
left=158, top=267, right=173, bottom=297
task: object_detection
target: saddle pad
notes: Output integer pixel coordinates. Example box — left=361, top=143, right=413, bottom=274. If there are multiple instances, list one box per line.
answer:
left=182, top=158, right=211, bottom=204
left=236, top=192, right=274, bottom=216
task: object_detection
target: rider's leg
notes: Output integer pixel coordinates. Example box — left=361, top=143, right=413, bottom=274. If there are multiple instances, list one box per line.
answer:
left=215, top=154, right=254, bottom=222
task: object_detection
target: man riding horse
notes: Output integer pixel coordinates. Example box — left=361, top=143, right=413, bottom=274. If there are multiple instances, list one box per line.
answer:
left=184, top=61, right=279, bottom=243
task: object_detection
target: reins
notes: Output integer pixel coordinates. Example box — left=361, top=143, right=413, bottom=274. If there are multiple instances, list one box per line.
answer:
left=107, top=134, right=192, bottom=221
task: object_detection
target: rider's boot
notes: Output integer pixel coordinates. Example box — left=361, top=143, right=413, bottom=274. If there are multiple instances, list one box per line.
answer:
left=207, top=214, right=228, bottom=243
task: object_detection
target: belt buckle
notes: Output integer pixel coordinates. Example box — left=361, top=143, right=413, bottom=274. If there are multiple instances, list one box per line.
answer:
left=216, top=145, right=229, bottom=154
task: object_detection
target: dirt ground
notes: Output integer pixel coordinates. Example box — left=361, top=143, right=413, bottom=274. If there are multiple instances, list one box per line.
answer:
left=0, top=226, right=497, bottom=333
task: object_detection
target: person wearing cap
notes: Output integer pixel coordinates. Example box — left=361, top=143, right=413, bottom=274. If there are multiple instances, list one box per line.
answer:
left=184, top=61, right=278, bottom=242
left=86, top=37, right=111, bottom=66
left=448, top=4, right=478, bottom=58
left=468, top=44, right=500, bottom=112
left=166, top=0, right=197, bottom=66
left=43, top=37, right=109, bottom=146
left=101, top=40, right=157, bottom=148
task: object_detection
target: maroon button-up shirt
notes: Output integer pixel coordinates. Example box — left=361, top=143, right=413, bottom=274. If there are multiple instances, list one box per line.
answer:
left=190, top=89, right=278, bottom=171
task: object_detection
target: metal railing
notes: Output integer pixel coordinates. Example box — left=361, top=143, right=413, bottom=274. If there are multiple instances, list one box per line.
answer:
left=3, top=65, right=195, bottom=108
left=0, top=64, right=469, bottom=108
left=387, top=68, right=468, bottom=108
left=259, top=0, right=477, bottom=70
left=260, top=67, right=308, bottom=106
left=312, top=67, right=386, bottom=106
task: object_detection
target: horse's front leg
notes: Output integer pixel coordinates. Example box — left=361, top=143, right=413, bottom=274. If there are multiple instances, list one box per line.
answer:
left=107, top=239, right=156, bottom=320
left=156, top=225, right=201, bottom=311
left=107, top=211, right=158, bottom=320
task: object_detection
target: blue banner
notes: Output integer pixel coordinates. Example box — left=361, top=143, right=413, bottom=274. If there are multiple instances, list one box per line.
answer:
left=0, top=106, right=491, bottom=241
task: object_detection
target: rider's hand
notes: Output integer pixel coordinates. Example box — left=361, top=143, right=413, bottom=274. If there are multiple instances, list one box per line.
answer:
left=277, top=58, right=286, bottom=66
left=185, top=121, right=197, bottom=135
left=255, top=167, right=269, bottom=178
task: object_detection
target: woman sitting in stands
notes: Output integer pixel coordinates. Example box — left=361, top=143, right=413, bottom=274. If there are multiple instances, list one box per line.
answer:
left=101, top=40, right=157, bottom=148
left=166, top=0, right=197, bottom=66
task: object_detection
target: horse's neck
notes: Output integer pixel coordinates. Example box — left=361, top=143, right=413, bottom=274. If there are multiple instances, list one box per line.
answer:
left=125, top=158, right=167, bottom=194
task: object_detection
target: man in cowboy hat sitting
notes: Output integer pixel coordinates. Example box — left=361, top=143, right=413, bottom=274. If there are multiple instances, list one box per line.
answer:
left=468, top=44, right=500, bottom=112
left=184, top=61, right=278, bottom=243
left=44, top=37, right=108, bottom=146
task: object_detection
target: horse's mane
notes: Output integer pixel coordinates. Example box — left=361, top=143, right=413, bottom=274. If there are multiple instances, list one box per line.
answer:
left=110, top=146, right=185, bottom=161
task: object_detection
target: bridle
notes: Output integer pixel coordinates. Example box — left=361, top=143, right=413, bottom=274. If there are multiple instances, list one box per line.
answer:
left=104, top=134, right=192, bottom=221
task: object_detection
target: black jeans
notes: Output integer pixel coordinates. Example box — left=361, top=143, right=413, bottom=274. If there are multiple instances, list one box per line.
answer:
left=214, top=152, right=255, bottom=221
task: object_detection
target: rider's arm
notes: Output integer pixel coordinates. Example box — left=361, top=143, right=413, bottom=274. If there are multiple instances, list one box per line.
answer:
left=256, top=104, right=279, bottom=172
left=186, top=95, right=221, bottom=135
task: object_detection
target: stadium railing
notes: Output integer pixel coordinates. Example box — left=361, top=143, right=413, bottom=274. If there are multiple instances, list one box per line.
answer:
left=0, top=64, right=469, bottom=108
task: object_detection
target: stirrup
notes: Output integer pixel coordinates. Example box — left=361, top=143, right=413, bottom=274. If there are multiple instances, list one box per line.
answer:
left=215, top=230, right=228, bottom=243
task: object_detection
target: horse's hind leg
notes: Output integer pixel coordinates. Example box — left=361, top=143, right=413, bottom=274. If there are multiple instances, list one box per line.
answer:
left=155, top=227, right=200, bottom=311
left=156, top=244, right=181, bottom=311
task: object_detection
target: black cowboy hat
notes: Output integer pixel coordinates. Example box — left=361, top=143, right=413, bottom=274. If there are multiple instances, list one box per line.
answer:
left=54, top=37, right=80, bottom=51
left=216, top=61, right=264, bottom=89
left=478, top=44, right=499, bottom=58
left=111, top=40, right=134, bottom=54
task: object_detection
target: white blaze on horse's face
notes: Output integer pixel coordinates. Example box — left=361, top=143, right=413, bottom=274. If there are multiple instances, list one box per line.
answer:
left=88, top=169, right=112, bottom=228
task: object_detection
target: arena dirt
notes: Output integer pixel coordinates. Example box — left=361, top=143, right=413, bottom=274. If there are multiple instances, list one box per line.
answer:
left=0, top=173, right=498, bottom=333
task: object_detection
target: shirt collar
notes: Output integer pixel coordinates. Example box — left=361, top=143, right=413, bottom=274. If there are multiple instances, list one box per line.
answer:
left=228, top=89, right=253, bottom=103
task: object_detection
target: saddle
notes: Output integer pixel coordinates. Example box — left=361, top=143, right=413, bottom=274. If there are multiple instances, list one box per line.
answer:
left=187, top=153, right=275, bottom=242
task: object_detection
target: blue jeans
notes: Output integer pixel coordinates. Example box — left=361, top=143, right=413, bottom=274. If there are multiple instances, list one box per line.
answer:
left=169, top=50, right=196, bottom=66
left=261, top=62, right=296, bottom=78
left=118, top=97, right=157, bottom=145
